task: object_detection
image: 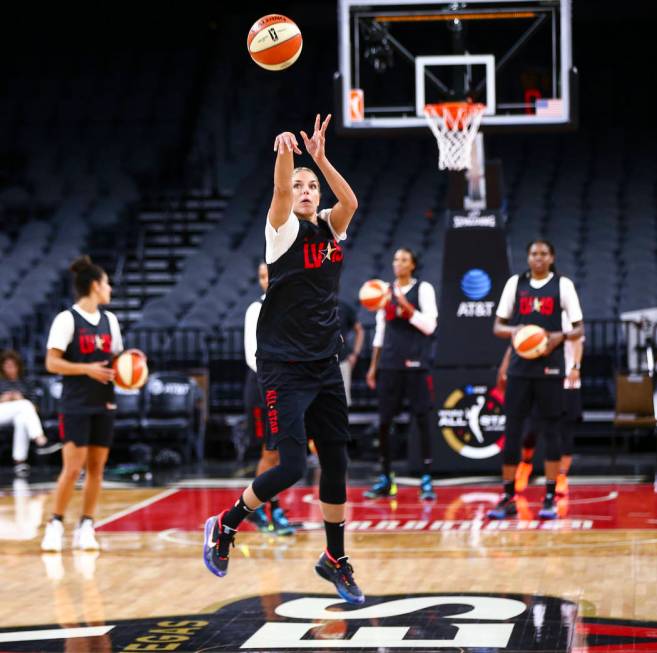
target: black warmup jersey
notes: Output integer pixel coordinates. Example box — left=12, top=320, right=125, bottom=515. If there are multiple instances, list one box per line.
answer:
left=508, top=273, right=564, bottom=378
left=257, top=215, right=344, bottom=361
left=60, top=309, right=115, bottom=413
left=379, top=280, right=433, bottom=370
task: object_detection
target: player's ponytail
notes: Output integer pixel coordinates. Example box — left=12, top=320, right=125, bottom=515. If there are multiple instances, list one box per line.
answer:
left=69, top=255, right=106, bottom=298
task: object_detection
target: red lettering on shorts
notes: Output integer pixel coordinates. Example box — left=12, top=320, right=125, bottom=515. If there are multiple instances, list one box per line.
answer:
left=265, top=389, right=279, bottom=434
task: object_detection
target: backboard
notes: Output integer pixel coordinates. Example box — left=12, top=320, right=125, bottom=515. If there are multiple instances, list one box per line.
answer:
left=336, top=0, right=576, bottom=134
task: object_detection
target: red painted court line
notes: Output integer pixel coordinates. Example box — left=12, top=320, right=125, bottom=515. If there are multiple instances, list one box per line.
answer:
left=96, top=483, right=657, bottom=533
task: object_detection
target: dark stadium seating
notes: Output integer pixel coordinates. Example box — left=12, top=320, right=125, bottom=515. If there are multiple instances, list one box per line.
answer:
left=2, top=4, right=656, bottom=452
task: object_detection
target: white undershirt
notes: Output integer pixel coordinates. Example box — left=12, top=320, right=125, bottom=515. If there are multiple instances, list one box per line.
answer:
left=372, top=279, right=438, bottom=348
left=46, top=305, right=123, bottom=354
left=244, top=296, right=264, bottom=373
left=265, top=208, right=346, bottom=264
left=496, top=273, right=583, bottom=324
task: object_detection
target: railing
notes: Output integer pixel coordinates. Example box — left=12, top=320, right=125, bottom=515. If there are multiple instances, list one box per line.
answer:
left=117, top=318, right=652, bottom=414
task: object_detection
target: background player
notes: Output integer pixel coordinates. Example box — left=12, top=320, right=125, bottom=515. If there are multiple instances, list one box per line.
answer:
left=41, top=256, right=123, bottom=552
left=243, top=261, right=295, bottom=536
left=365, top=248, right=438, bottom=501
left=498, top=312, right=584, bottom=496
left=489, top=239, right=583, bottom=520
left=203, top=114, right=364, bottom=604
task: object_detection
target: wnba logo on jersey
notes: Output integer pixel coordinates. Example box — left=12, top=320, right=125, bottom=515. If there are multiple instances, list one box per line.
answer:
left=303, top=240, right=343, bottom=269
left=518, top=295, right=555, bottom=316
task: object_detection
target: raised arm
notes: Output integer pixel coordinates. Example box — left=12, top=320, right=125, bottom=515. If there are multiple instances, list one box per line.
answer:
left=268, top=131, right=302, bottom=230
left=300, top=114, right=358, bottom=235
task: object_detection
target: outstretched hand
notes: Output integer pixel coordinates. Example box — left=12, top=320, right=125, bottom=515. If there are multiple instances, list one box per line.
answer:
left=300, top=113, right=331, bottom=161
left=274, top=131, right=302, bottom=155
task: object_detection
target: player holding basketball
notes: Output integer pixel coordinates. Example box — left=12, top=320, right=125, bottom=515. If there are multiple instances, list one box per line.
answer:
left=243, top=261, right=295, bottom=536
left=489, top=239, right=583, bottom=520
left=41, top=256, right=123, bottom=551
left=365, top=248, right=438, bottom=500
left=203, top=114, right=364, bottom=604
left=498, top=312, right=584, bottom=497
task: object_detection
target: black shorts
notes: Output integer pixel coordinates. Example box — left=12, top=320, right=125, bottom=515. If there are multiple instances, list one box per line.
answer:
left=257, top=356, right=350, bottom=450
left=377, top=368, right=435, bottom=423
left=505, top=376, right=563, bottom=422
left=58, top=412, right=115, bottom=448
left=563, top=387, right=582, bottom=422
left=243, top=369, right=266, bottom=441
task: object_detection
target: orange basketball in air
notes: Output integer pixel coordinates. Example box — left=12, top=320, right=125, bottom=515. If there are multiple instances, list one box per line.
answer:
left=359, top=279, right=390, bottom=312
left=513, top=324, right=548, bottom=360
left=113, top=349, right=149, bottom=390
left=247, top=14, right=303, bottom=71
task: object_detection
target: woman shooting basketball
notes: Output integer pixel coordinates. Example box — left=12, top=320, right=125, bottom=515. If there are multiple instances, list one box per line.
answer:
left=203, top=114, right=364, bottom=604
left=489, top=239, right=583, bottom=520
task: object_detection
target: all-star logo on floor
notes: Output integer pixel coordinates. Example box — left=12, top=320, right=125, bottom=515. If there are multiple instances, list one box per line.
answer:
left=1, top=593, right=655, bottom=652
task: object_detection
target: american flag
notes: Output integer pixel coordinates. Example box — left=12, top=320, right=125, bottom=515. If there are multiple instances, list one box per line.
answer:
left=535, top=98, right=564, bottom=118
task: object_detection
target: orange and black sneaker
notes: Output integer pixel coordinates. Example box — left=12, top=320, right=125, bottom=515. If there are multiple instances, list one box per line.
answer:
left=556, top=473, right=569, bottom=497
left=515, top=495, right=534, bottom=521
left=515, top=461, right=533, bottom=492
left=557, top=497, right=569, bottom=518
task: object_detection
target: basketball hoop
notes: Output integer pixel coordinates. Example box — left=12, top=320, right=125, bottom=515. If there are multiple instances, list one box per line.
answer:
left=424, top=102, right=486, bottom=171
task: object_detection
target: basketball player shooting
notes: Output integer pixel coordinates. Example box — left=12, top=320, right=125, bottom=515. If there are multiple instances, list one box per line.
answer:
left=202, top=114, right=365, bottom=604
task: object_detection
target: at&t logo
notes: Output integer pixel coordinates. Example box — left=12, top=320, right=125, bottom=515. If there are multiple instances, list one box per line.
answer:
left=457, top=268, right=495, bottom=317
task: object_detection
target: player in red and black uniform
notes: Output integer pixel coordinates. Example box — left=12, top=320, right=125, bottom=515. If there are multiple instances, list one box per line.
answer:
left=203, top=114, right=364, bottom=604
left=242, top=261, right=295, bottom=536
left=365, top=248, right=438, bottom=500
left=41, top=256, right=123, bottom=552
left=498, top=312, right=584, bottom=499
left=489, top=239, right=583, bottom=520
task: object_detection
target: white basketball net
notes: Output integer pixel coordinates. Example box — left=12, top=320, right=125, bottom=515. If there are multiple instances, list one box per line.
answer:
left=424, top=103, right=486, bottom=171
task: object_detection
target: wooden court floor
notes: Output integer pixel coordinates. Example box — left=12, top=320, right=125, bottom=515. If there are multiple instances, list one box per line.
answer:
left=2, top=477, right=657, bottom=652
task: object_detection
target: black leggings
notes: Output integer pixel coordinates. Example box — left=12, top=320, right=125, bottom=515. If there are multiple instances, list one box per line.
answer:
left=251, top=437, right=348, bottom=505
left=523, top=416, right=575, bottom=457
left=504, top=377, right=563, bottom=465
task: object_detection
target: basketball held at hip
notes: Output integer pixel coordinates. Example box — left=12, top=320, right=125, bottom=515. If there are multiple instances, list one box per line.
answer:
left=513, top=324, right=549, bottom=360
left=113, top=349, right=149, bottom=390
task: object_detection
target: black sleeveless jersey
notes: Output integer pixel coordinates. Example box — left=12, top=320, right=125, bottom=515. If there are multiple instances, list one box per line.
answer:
left=379, top=280, right=433, bottom=370
left=256, top=215, right=344, bottom=361
left=507, top=273, right=565, bottom=378
left=60, top=309, right=115, bottom=413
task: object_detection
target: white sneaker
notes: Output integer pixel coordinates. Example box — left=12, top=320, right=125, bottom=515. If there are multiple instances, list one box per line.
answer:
left=73, top=520, right=100, bottom=550
left=41, top=519, right=64, bottom=552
